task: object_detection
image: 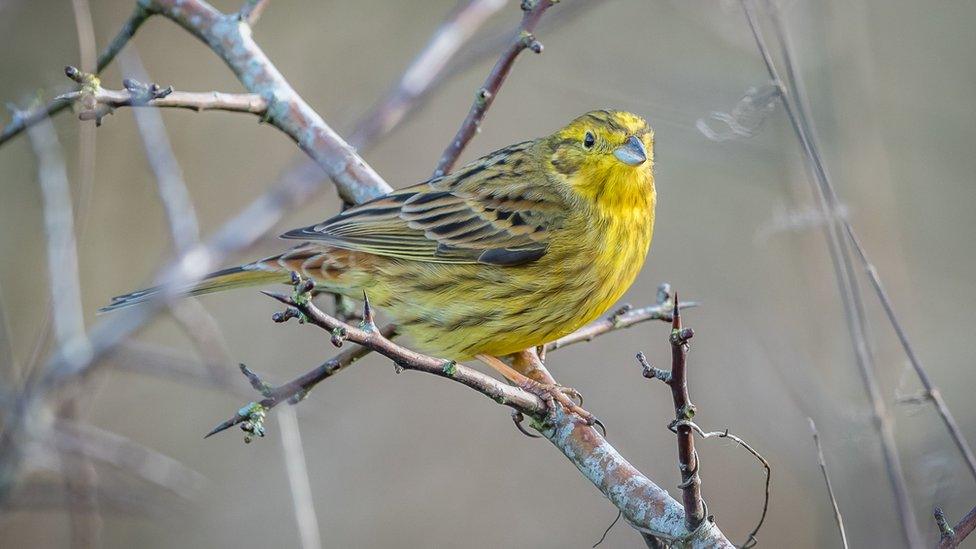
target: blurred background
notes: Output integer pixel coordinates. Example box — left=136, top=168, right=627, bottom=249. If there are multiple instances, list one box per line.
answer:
left=1, top=0, right=975, bottom=547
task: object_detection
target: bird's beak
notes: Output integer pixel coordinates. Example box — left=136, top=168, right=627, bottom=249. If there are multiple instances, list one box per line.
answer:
left=613, top=135, right=647, bottom=166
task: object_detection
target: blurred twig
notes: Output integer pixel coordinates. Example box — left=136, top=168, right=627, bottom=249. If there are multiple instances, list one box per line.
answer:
left=277, top=406, right=322, bottom=549
left=29, top=113, right=91, bottom=373
left=121, top=52, right=200, bottom=254
left=740, top=1, right=923, bottom=545
left=349, top=0, right=509, bottom=148
left=121, top=49, right=234, bottom=383
left=844, top=226, right=976, bottom=480
left=0, top=0, right=400, bottom=506
left=49, top=420, right=205, bottom=500
left=433, top=0, right=555, bottom=177
left=58, top=397, right=102, bottom=549
left=808, top=419, right=849, bottom=549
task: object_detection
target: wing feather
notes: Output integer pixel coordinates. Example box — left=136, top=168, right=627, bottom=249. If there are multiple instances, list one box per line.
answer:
left=280, top=140, right=568, bottom=266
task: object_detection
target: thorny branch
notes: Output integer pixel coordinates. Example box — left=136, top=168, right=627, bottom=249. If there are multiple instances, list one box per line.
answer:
left=433, top=0, right=556, bottom=177
left=4, top=1, right=757, bottom=545
left=639, top=290, right=769, bottom=548
left=207, top=284, right=688, bottom=439
left=205, top=276, right=732, bottom=547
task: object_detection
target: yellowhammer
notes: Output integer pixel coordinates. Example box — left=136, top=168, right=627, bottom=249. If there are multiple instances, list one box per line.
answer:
left=104, top=110, right=655, bottom=420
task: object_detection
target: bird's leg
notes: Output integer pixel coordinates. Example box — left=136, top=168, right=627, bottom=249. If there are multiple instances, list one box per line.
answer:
left=510, top=348, right=583, bottom=406
left=475, top=353, right=594, bottom=425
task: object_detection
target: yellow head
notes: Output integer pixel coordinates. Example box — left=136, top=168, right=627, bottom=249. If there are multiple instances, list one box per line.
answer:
left=545, top=110, right=655, bottom=208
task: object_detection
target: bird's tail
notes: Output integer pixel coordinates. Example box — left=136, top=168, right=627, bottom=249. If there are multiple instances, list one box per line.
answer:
left=99, top=264, right=287, bottom=313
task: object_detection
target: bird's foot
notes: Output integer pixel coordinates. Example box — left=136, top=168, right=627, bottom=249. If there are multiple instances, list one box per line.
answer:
left=518, top=378, right=595, bottom=426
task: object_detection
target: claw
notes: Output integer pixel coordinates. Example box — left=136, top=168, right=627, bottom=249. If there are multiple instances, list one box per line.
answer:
left=560, top=386, right=584, bottom=407
left=511, top=410, right=541, bottom=438
left=592, top=417, right=607, bottom=437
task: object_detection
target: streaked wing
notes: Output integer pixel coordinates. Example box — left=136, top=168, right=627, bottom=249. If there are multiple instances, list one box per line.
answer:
left=281, top=141, right=568, bottom=266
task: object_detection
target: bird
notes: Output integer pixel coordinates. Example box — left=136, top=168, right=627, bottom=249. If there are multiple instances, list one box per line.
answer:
left=103, top=110, right=656, bottom=420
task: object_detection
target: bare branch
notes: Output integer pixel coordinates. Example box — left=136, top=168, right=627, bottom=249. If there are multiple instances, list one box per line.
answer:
left=203, top=278, right=731, bottom=546
left=214, top=286, right=688, bottom=436
left=0, top=0, right=402, bottom=505
left=433, top=0, right=556, bottom=177
left=546, top=298, right=697, bottom=351
left=58, top=71, right=269, bottom=125
left=808, top=419, right=849, bottom=549
left=638, top=291, right=768, bottom=548
left=266, top=289, right=546, bottom=415
left=141, top=0, right=392, bottom=204
left=0, top=4, right=151, bottom=146
left=936, top=504, right=976, bottom=549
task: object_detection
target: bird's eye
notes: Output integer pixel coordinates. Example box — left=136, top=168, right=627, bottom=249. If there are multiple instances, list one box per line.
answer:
left=583, top=131, right=595, bottom=149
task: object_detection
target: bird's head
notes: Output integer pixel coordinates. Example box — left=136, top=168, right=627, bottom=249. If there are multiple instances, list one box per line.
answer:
left=545, top=110, right=655, bottom=206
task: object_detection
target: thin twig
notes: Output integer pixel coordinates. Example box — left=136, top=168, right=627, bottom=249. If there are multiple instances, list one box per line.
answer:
left=70, top=0, right=99, bottom=236
left=272, top=0, right=591, bottom=211
left=0, top=4, right=151, bottom=146
left=808, top=418, right=849, bottom=549
left=57, top=73, right=269, bottom=124
left=639, top=291, right=768, bottom=548
left=58, top=397, right=102, bottom=549
left=690, top=425, right=770, bottom=549
left=433, top=0, right=555, bottom=177
left=546, top=300, right=697, bottom=351
left=936, top=504, right=976, bottom=549
left=740, top=2, right=922, bottom=545
left=349, top=0, right=509, bottom=149
left=277, top=406, right=322, bottom=549
left=272, top=289, right=546, bottom=413
left=215, top=291, right=687, bottom=435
